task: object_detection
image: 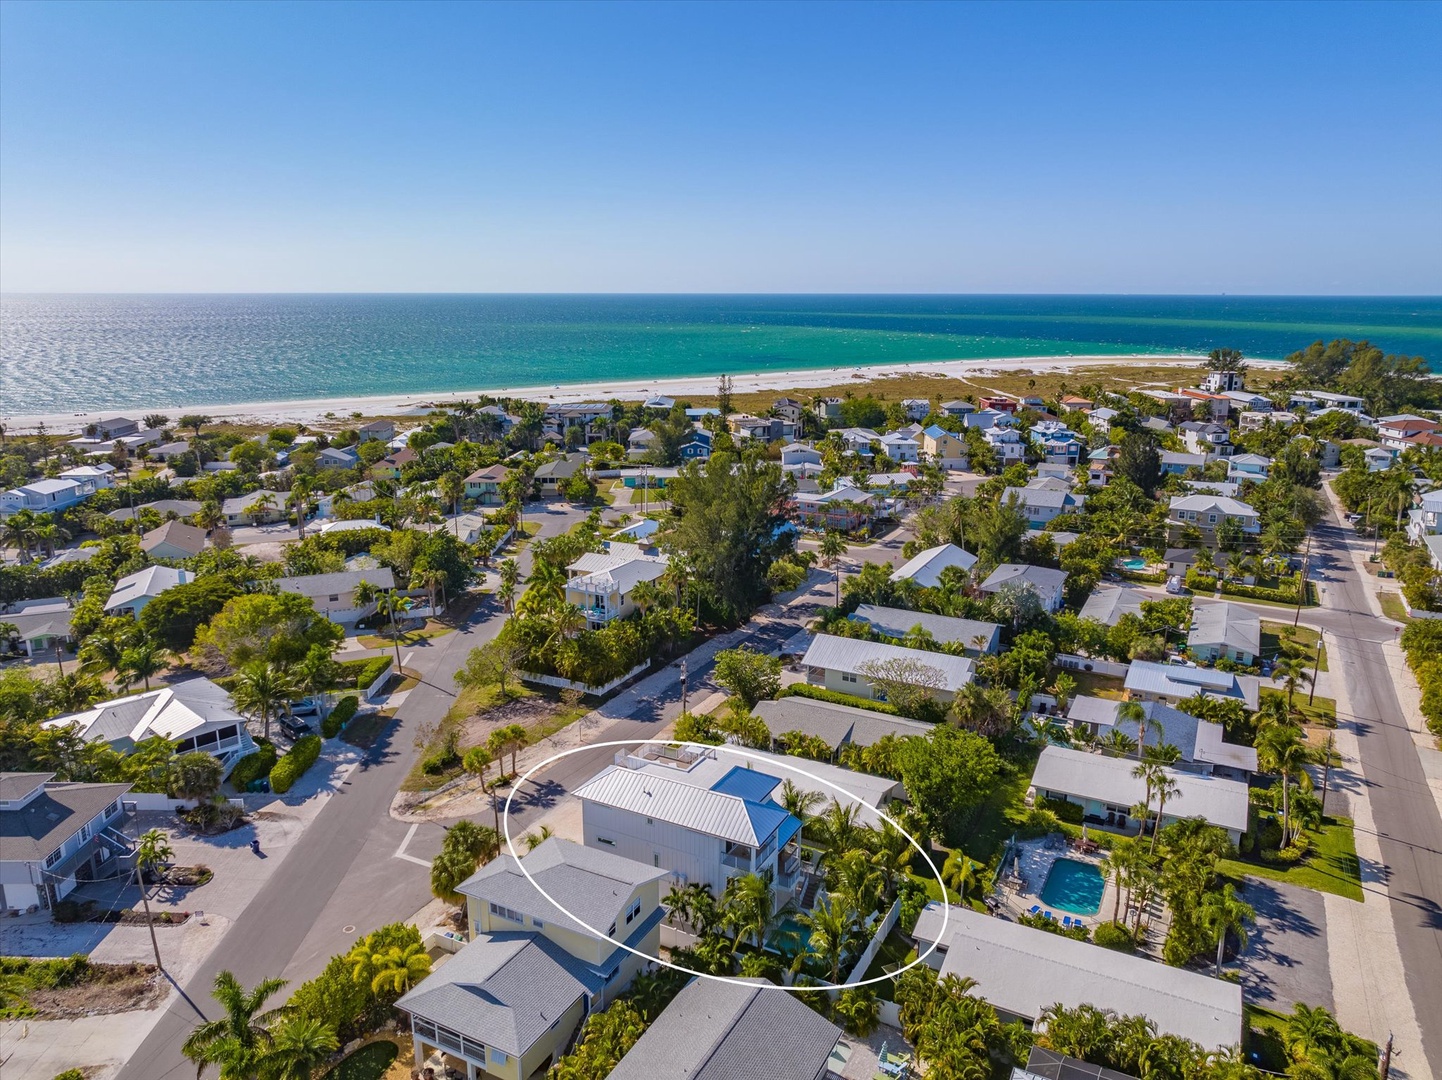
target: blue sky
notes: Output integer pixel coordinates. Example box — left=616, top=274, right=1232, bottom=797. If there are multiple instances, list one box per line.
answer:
left=2, top=1, right=1438, bottom=293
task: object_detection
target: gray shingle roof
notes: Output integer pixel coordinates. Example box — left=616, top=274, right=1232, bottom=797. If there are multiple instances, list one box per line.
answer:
left=850, top=605, right=1001, bottom=651
left=0, top=779, right=132, bottom=863
left=608, top=979, right=841, bottom=1080
left=1188, top=602, right=1261, bottom=657
left=800, top=634, right=975, bottom=692
left=0, top=772, right=53, bottom=802
left=396, top=932, right=601, bottom=1057
left=979, top=563, right=1068, bottom=595
left=274, top=567, right=396, bottom=597
left=457, top=838, right=666, bottom=936
left=1078, top=586, right=1146, bottom=627
left=888, top=543, right=978, bottom=588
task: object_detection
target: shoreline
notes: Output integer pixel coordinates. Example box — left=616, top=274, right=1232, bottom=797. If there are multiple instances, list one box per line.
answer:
left=9, top=352, right=1274, bottom=433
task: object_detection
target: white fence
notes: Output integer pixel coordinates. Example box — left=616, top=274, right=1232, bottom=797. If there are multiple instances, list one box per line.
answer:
left=1055, top=653, right=1130, bottom=677
left=845, top=898, right=900, bottom=985
left=125, top=794, right=245, bottom=812
left=362, top=658, right=394, bottom=702
left=1401, top=595, right=1442, bottom=620
left=489, top=526, right=516, bottom=558
left=520, top=660, right=650, bottom=697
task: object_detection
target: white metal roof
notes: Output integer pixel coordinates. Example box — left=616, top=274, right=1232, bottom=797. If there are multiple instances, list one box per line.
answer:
left=800, top=634, right=974, bottom=692
left=1188, top=602, right=1261, bottom=656
left=889, top=543, right=978, bottom=588
left=1030, top=745, right=1250, bottom=833
left=911, top=903, right=1242, bottom=1048
left=1124, top=660, right=1259, bottom=709
left=104, top=566, right=192, bottom=610
left=574, top=765, right=786, bottom=846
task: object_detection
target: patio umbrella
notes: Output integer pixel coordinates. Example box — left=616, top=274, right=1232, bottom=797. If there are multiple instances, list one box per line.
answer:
left=879, top=1042, right=888, bottom=1066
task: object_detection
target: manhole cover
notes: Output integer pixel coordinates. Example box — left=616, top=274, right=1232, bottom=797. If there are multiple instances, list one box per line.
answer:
left=342, top=925, right=356, bottom=934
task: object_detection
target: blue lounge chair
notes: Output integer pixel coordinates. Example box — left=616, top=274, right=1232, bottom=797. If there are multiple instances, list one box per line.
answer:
left=1061, top=916, right=1073, bottom=928
left=1044, top=910, right=1054, bottom=920
left=1029, top=904, right=1041, bottom=915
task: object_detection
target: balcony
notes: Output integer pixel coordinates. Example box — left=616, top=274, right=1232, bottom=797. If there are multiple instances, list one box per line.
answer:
left=721, top=844, right=754, bottom=872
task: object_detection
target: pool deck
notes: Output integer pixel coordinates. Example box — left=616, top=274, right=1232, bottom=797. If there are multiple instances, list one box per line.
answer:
left=993, top=834, right=1116, bottom=925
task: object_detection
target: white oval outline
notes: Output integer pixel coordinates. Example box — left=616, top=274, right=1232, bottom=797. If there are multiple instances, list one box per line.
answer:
left=500, top=737, right=950, bottom=992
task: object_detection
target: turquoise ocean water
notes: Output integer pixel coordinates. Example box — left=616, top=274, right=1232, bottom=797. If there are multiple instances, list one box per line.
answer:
left=2, top=294, right=1438, bottom=415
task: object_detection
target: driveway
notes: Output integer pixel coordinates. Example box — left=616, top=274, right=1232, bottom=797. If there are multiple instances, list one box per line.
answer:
left=1236, top=877, right=1332, bottom=1013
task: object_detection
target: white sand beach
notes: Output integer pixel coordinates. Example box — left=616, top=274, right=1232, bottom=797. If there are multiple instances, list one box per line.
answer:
left=10, top=352, right=1282, bottom=435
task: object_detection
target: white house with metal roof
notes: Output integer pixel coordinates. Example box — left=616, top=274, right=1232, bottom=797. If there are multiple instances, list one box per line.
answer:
left=275, top=567, right=396, bottom=624
left=850, top=604, right=1001, bottom=653
left=911, top=903, right=1243, bottom=1048
left=1078, top=585, right=1147, bottom=627
left=1125, top=659, right=1259, bottom=710
left=888, top=542, right=978, bottom=588
left=799, top=634, right=975, bottom=703
left=1062, top=696, right=1257, bottom=780
left=575, top=747, right=805, bottom=910
left=103, top=566, right=194, bottom=617
left=1029, top=745, right=1251, bottom=842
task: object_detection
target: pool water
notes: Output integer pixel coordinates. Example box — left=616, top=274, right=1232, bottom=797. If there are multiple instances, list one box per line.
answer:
left=769, top=916, right=813, bottom=956
left=1119, top=557, right=1149, bottom=571
left=1040, top=858, right=1105, bottom=916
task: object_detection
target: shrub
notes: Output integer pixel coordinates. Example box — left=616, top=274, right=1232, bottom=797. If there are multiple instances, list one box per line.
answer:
left=53, top=1071, right=87, bottom=1080
left=1038, top=796, right=1085, bottom=825
left=1016, top=806, right=1061, bottom=839
left=50, top=901, right=93, bottom=924
left=1093, top=921, right=1135, bottom=952
left=355, top=656, right=393, bottom=693
left=270, top=735, right=322, bottom=793
left=322, top=695, right=359, bottom=738
left=421, top=749, right=461, bottom=775
left=228, top=739, right=278, bottom=790
left=779, top=682, right=902, bottom=716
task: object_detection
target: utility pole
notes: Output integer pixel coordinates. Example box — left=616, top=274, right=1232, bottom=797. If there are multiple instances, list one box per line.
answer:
left=1319, top=732, right=1335, bottom=817
left=1308, top=637, right=1324, bottom=705
left=1379, top=1031, right=1394, bottom=1080
left=679, top=656, right=688, bottom=717
left=1293, top=532, right=1312, bottom=629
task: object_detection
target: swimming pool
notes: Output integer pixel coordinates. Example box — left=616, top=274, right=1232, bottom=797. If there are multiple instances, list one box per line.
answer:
left=1118, top=556, right=1149, bottom=571
left=1040, top=858, right=1104, bottom=916
left=769, top=916, right=813, bottom=956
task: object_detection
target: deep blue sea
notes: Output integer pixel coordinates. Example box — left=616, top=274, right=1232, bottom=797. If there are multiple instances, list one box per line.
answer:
left=2, top=294, right=1438, bottom=415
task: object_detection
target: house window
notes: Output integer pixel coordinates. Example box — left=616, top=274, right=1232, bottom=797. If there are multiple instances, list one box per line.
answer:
left=597, top=836, right=615, bottom=847
left=841, top=672, right=857, bottom=684
left=490, top=1048, right=509, bottom=1065
left=625, top=898, right=643, bottom=925
left=645, top=817, right=653, bottom=826
left=488, top=902, right=524, bottom=924
left=328, top=595, right=340, bottom=602
left=532, top=917, right=544, bottom=929
left=1207, top=514, right=1217, bottom=524
left=653, top=853, right=660, bottom=867
left=45, top=847, right=63, bottom=868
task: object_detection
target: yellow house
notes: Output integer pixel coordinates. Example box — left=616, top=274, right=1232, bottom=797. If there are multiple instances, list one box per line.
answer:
left=399, top=839, right=667, bottom=1080
left=920, top=424, right=968, bottom=469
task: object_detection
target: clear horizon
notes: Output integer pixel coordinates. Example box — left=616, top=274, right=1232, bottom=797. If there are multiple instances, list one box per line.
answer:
left=3, top=2, right=1439, bottom=294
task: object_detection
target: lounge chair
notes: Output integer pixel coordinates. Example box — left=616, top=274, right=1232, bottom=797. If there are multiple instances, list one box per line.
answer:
left=1029, top=904, right=1041, bottom=915
left=1061, top=915, right=1073, bottom=927
left=1043, top=910, right=1054, bottom=920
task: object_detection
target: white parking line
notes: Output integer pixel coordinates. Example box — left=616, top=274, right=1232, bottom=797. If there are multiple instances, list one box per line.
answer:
left=392, top=822, right=430, bottom=866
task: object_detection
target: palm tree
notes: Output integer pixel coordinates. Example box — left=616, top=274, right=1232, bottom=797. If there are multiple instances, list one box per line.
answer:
left=1257, top=723, right=1310, bottom=844
left=721, top=870, right=778, bottom=953
left=794, top=899, right=851, bottom=984
left=348, top=939, right=432, bottom=995
left=486, top=723, right=528, bottom=777
left=1283, top=1003, right=1345, bottom=1067
left=1271, top=654, right=1312, bottom=713
left=1117, top=700, right=1148, bottom=758
left=523, top=824, right=555, bottom=852
left=1130, top=760, right=1159, bottom=840
left=814, top=798, right=862, bottom=854
left=1096, top=728, right=1138, bottom=758
left=416, top=566, right=448, bottom=617
left=133, top=828, right=173, bottom=971
left=941, top=849, right=982, bottom=903
left=181, top=970, right=289, bottom=1079
left=79, top=623, right=135, bottom=677
left=170, top=752, right=223, bottom=809
left=829, top=849, right=884, bottom=919
left=437, top=471, right=465, bottom=536
left=256, top=1015, right=338, bottom=1080
left=119, top=638, right=171, bottom=692
left=778, top=778, right=825, bottom=822
left=292, top=646, right=335, bottom=720
left=1147, top=771, right=1180, bottom=854
left=498, top=558, right=521, bottom=611
left=196, top=500, right=224, bottom=533
left=1200, top=883, right=1254, bottom=977
left=819, top=530, right=848, bottom=606
left=231, top=661, right=297, bottom=741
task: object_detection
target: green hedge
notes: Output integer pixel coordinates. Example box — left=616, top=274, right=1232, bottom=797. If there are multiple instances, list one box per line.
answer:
left=778, top=683, right=903, bottom=716
left=355, top=656, right=393, bottom=692
left=229, top=739, right=278, bottom=790
left=334, top=655, right=391, bottom=690
left=1217, top=574, right=1306, bottom=604
left=1400, top=621, right=1442, bottom=740
left=1037, top=795, right=1085, bottom=824
left=322, top=695, right=359, bottom=738
left=270, top=735, right=322, bottom=794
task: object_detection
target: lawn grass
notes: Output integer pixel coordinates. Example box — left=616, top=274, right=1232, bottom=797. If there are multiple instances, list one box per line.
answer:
left=1244, top=1005, right=1292, bottom=1073
left=860, top=925, right=917, bottom=1001
left=1260, top=622, right=1326, bottom=671
left=1260, top=688, right=1336, bottom=729
left=328, top=1040, right=399, bottom=1080
left=1378, top=591, right=1410, bottom=622
left=957, top=743, right=1042, bottom=868
left=1068, top=670, right=1127, bottom=701
left=1219, top=815, right=1363, bottom=901
left=357, top=624, right=453, bottom=650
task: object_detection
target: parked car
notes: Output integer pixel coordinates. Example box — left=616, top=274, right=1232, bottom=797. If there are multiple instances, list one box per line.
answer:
left=287, top=699, right=321, bottom=717
left=278, top=715, right=312, bottom=740
left=1165, top=575, right=1185, bottom=594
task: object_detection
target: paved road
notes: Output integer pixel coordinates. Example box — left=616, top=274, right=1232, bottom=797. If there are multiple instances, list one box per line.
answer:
left=1306, top=509, right=1442, bottom=1072
left=115, top=501, right=590, bottom=1080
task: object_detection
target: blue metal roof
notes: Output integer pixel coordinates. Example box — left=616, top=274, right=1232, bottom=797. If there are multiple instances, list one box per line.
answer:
left=743, top=801, right=793, bottom=846
left=709, top=765, right=782, bottom=803
left=775, top=814, right=803, bottom=848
